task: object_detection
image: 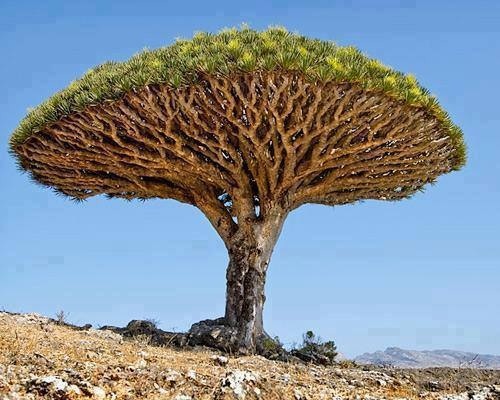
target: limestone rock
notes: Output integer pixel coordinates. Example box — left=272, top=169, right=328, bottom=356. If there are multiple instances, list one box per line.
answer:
left=220, top=370, right=259, bottom=399
left=211, top=355, right=229, bottom=366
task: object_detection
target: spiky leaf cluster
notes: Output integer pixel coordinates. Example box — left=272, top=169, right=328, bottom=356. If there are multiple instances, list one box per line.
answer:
left=9, top=26, right=465, bottom=168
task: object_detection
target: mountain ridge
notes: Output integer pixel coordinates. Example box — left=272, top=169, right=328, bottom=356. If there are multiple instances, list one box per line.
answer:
left=355, top=347, right=500, bottom=369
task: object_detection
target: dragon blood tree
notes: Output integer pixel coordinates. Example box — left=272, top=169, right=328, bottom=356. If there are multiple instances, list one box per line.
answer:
left=10, top=27, right=465, bottom=353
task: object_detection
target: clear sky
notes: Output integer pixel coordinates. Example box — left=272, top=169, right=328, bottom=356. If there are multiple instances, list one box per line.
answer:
left=1, top=0, right=499, bottom=358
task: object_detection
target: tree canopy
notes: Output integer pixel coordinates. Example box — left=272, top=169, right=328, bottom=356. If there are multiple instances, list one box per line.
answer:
left=9, top=26, right=467, bottom=353
left=10, top=26, right=465, bottom=167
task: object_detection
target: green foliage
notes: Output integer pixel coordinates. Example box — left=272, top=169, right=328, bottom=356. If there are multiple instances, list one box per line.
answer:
left=261, top=335, right=283, bottom=354
left=296, top=330, right=338, bottom=364
left=337, top=359, right=358, bottom=369
left=9, top=25, right=465, bottom=169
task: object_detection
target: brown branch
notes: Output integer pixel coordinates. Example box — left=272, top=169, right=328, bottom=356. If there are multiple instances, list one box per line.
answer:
left=15, top=71, right=457, bottom=243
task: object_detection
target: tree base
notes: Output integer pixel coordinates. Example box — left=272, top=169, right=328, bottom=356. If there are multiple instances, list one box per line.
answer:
left=98, top=318, right=332, bottom=363
left=187, top=317, right=239, bottom=352
left=187, top=317, right=286, bottom=357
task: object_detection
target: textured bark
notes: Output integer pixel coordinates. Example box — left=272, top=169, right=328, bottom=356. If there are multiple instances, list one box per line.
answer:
left=224, top=209, right=286, bottom=352
left=14, top=71, right=456, bottom=220
left=225, top=251, right=267, bottom=351
left=13, top=71, right=459, bottom=352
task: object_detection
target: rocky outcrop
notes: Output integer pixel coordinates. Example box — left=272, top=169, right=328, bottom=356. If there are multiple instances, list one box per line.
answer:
left=186, top=317, right=239, bottom=352
left=100, top=319, right=188, bottom=347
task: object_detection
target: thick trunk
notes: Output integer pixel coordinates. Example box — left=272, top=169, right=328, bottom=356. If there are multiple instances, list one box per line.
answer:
left=225, top=245, right=268, bottom=352
left=224, top=210, right=286, bottom=353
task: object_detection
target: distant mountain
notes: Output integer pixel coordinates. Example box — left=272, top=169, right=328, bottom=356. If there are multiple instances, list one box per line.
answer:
left=354, top=347, right=500, bottom=369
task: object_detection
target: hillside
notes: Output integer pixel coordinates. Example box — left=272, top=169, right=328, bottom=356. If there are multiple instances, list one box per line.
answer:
left=355, top=347, right=500, bottom=369
left=1, top=312, right=499, bottom=400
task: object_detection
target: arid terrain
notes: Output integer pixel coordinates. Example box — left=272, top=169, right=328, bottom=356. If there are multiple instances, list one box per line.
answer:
left=0, top=312, right=498, bottom=400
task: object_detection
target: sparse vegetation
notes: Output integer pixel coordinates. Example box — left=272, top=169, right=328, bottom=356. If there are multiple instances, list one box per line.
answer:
left=260, top=335, right=284, bottom=357
left=338, top=359, right=359, bottom=369
left=144, top=318, right=160, bottom=328
left=54, top=310, right=68, bottom=325
left=130, top=333, right=153, bottom=347
left=291, top=330, right=338, bottom=365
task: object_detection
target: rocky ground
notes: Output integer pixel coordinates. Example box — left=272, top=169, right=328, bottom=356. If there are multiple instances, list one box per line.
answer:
left=0, top=312, right=499, bottom=400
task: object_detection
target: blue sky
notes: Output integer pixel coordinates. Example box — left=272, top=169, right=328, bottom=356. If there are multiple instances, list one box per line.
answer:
left=1, top=0, right=499, bottom=358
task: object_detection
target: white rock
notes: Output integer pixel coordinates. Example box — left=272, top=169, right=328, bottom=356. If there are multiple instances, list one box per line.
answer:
left=174, top=395, right=192, bottom=400
left=28, top=376, right=85, bottom=397
left=30, top=376, right=70, bottom=394
left=134, top=359, right=147, bottom=369
left=211, top=355, right=229, bottom=366
left=3, top=392, right=25, bottom=400
left=67, top=384, right=82, bottom=395
left=440, top=388, right=495, bottom=400
left=92, top=386, right=106, bottom=400
left=471, top=387, right=493, bottom=400
left=210, top=328, right=222, bottom=339
left=40, top=376, right=68, bottom=392
left=86, top=328, right=123, bottom=343
left=221, top=370, right=259, bottom=399
left=293, top=388, right=305, bottom=400
left=363, top=395, right=383, bottom=400
left=439, top=393, right=469, bottom=400
left=165, top=370, right=182, bottom=383
left=14, top=313, right=51, bottom=325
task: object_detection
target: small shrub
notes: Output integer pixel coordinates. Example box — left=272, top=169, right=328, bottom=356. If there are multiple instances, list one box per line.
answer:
left=55, top=310, right=69, bottom=325
left=338, top=359, right=358, bottom=369
left=144, top=318, right=160, bottom=328
left=131, top=334, right=152, bottom=347
left=261, top=335, right=283, bottom=354
left=292, top=330, right=338, bottom=365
